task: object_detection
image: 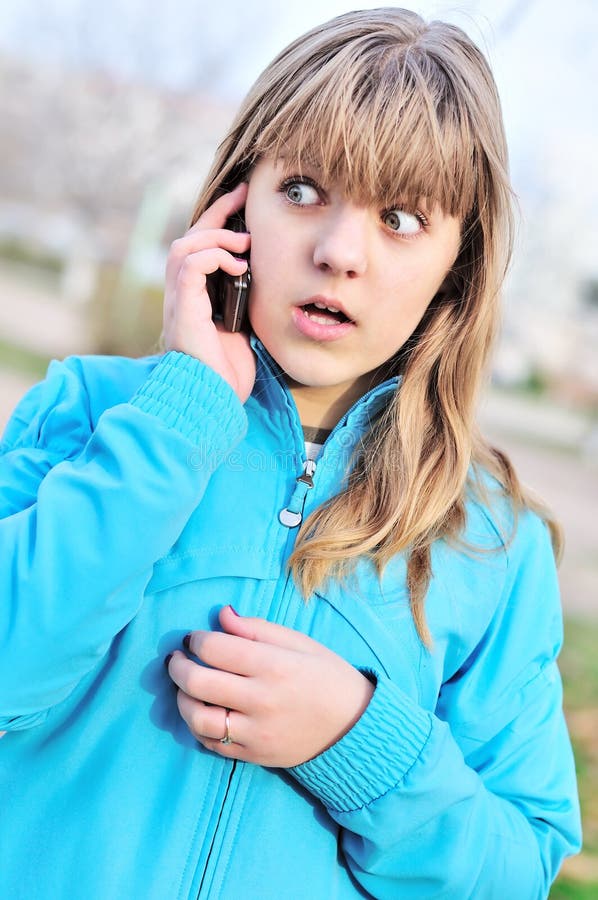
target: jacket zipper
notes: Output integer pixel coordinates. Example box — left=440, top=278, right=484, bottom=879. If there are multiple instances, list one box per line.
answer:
left=193, top=462, right=317, bottom=895
left=187, top=350, right=395, bottom=897
left=278, top=459, right=317, bottom=527
left=195, top=761, right=237, bottom=899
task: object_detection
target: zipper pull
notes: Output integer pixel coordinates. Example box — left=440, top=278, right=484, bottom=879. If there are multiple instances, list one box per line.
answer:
left=279, top=459, right=317, bottom=528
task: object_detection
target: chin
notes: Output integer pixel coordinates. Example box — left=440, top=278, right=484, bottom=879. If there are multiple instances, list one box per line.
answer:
left=275, top=357, right=349, bottom=388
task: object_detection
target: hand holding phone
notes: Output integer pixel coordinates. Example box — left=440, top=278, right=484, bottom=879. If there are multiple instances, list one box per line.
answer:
left=206, top=212, right=252, bottom=333
left=162, top=183, right=256, bottom=402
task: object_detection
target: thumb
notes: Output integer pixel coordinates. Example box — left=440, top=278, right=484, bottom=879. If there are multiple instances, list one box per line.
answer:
left=218, top=605, right=317, bottom=652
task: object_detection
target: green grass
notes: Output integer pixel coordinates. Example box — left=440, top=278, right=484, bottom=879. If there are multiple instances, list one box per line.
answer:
left=550, top=618, right=598, bottom=894
left=0, top=339, right=52, bottom=379
left=550, top=879, right=598, bottom=898
left=561, top=619, right=598, bottom=710
left=0, top=239, right=63, bottom=275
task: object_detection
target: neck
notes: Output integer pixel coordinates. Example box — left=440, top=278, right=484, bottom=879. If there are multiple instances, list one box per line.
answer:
left=285, top=372, right=377, bottom=430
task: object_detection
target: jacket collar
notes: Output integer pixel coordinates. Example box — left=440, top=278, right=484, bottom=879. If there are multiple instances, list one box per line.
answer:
left=249, top=334, right=399, bottom=430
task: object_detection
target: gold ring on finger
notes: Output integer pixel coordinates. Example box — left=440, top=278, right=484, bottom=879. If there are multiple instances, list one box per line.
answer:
left=220, top=708, right=233, bottom=745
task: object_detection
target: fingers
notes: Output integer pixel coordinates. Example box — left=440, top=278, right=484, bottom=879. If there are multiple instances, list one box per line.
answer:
left=161, top=183, right=253, bottom=385
left=164, top=238, right=249, bottom=311
left=184, top=630, right=261, bottom=675
left=218, top=604, right=321, bottom=653
left=176, top=692, right=248, bottom=748
left=166, top=228, right=250, bottom=277
left=166, top=610, right=327, bottom=692
left=167, top=649, right=253, bottom=709
left=192, top=181, right=249, bottom=231
left=163, top=247, right=248, bottom=328
left=176, top=247, right=248, bottom=288
left=164, top=613, right=376, bottom=767
left=166, top=182, right=250, bottom=283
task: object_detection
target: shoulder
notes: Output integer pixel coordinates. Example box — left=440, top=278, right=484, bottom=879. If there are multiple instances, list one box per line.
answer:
left=431, top=469, right=559, bottom=658
left=459, top=466, right=561, bottom=646
left=1, top=353, right=163, bottom=455
left=433, top=473, right=563, bottom=735
left=463, top=465, right=553, bottom=564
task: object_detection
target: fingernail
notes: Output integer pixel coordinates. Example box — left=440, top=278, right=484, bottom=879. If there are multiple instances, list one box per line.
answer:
left=182, top=633, right=192, bottom=650
left=164, top=653, right=173, bottom=669
left=229, top=605, right=240, bottom=617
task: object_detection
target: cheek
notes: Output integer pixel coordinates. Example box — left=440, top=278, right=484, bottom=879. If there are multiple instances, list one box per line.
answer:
left=249, top=228, right=303, bottom=295
left=392, top=257, right=444, bottom=287
left=387, top=257, right=453, bottom=308
left=250, top=248, right=284, bottom=304
left=246, top=232, right=287, bottom=331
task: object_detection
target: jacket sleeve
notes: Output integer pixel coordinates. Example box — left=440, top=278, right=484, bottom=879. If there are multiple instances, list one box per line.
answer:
left=288, top=511, right=582, bottom=899
left=0, top=351, right=247, bottom=731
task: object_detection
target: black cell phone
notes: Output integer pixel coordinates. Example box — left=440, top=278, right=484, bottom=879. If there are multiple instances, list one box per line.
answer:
left=206, top=211, right=251, bottom=333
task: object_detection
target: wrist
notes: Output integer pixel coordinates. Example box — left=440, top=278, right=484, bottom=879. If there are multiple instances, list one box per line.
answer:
left=130, top=350, right=248, bottom=450
left=288, top=671, right=432, bottom=812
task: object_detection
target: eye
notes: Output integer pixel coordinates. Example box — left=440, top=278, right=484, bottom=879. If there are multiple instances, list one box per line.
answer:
left=281, top=178, right=321, bottom=206
left=382, top=209, right=424, bottom=235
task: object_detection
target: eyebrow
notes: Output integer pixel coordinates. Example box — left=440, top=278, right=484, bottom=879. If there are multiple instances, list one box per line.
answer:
left=274, top=151, right=321, bottom=170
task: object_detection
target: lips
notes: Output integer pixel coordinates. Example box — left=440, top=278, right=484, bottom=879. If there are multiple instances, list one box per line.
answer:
left=292, top=296, right=356, bottom=342
left=297, top=296, right=354, bottom=325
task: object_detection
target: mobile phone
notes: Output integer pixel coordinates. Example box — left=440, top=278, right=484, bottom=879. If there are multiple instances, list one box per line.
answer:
left=206, top=211, right=251, bottom=333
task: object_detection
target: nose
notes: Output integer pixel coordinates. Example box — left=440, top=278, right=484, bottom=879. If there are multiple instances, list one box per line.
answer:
left=312, top=204, right=369, bottom=278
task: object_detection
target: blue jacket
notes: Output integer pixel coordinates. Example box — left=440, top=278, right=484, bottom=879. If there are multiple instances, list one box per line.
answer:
left=0, top=343, right=581, bottom=899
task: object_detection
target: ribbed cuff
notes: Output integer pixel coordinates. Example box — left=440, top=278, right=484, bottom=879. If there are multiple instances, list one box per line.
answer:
left=130, top=351, right=247, bottom=457
left=289, top=671, right=432, bottom=812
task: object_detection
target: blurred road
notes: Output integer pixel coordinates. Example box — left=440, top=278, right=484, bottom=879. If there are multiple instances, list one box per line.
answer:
left=481, top=414, right=597, bottom=620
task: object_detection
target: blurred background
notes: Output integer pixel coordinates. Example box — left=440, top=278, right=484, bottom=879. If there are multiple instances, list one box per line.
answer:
left=0, top=1, right=596, bottom=893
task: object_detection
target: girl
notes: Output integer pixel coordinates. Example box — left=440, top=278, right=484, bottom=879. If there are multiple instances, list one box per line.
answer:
left=0, top=8, right=581, bottom=899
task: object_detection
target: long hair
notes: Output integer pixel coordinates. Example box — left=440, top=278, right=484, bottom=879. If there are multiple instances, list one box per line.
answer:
left=189, top=8, right=561, bottom=643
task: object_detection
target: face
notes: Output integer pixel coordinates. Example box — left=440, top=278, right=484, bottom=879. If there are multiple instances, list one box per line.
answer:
left=244, top=156, right=462, bottom=421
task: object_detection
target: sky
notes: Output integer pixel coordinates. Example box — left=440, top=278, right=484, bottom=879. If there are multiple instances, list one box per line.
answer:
left=0, top=1, right=595, bottom=155
left=1, top=1, right=595, bottom=105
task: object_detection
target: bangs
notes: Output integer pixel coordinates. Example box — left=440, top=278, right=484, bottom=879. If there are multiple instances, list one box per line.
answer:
left=252, top=42, right=478, bottom=219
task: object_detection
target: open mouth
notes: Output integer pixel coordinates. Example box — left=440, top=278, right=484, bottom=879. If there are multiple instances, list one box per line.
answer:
left=300, top=301, right=352, bottom=325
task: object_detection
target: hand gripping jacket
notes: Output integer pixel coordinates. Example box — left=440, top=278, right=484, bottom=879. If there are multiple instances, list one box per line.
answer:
left=0, top=342, right=581, bottom=899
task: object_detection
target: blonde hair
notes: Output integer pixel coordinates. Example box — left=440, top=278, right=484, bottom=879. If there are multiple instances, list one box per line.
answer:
left=190, top=8, right=561, bottom=643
